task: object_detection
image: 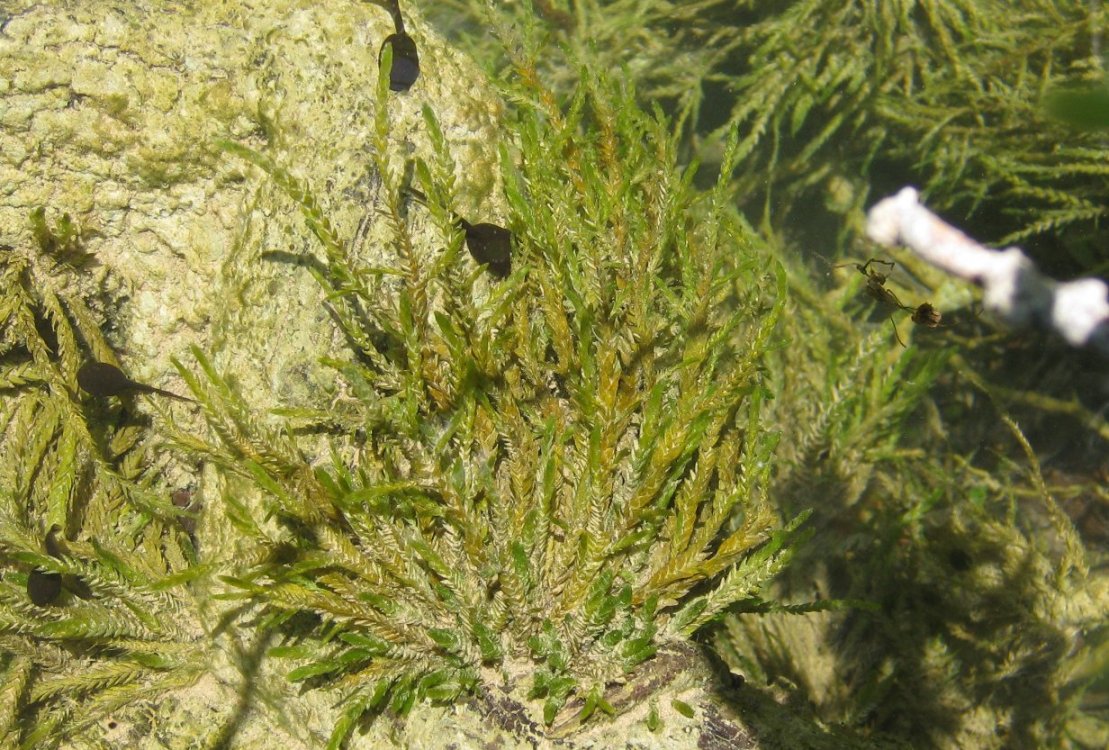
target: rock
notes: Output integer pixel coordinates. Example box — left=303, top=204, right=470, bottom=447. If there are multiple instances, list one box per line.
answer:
left=0, top=0, right=506, bottom=415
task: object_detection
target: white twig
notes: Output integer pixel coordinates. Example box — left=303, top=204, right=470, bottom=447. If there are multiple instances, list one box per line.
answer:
left=866, top=187, right=1109, bottom=355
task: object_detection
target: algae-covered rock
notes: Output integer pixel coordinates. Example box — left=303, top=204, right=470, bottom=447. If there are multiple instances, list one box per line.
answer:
left=0, top=1, right=514, bottom=747
left=0, top=0, right=504, bottom=415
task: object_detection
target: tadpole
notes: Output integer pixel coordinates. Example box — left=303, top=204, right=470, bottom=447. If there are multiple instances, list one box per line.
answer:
left=405, top=188, right=512, bottom=279
left=27, top=525, right=92, bottom=607
left=375, top=0, right=419, bottom=92
left=77, top=361, right=194, bottom=403
left=26, top=568, right=62, bottom=607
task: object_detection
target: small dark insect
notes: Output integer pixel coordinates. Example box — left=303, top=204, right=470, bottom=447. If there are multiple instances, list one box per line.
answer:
left=26, top=568, right=62, bottom=606
left=172, top=488, right=201, bottom=538
left=839, top=258, right=945, bottom=344
left=77, top=361, right=193, bottom=403
left=840, top=257, right=905, bottom=310
left=171, top=489, right=193, bottom=507
left=405, top=188, right=512, bottom=278
left=911, top=302, right=943, bottom=328
left=838, top=257, right=907, bottom=345
left=375, top=1, right=419, bottom=92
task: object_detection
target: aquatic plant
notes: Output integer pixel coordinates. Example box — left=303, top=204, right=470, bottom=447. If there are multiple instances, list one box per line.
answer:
left=413, top=8, right=1109, bottom=745
left=0, top=211, right=210, bottom=744
left=425, top=0, right=1108, bottom=275
left=157, top=43, right=820, bottom=743
left=3, top=8, right=824, bottom=745
left=2, top=2, right=1103, bottom=748
left=714, top=357, right=1108, bottom=749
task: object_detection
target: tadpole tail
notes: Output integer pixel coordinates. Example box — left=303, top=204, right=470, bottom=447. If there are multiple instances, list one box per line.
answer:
left=364, top=1, right=405, bottom=33
left=139, top=384, right=196, bottom=404
left=402, top=187, right=468, bottom=232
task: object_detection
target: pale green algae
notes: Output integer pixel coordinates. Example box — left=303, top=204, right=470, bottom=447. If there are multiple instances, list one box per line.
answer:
left=0, top=0, right=505, bottom=414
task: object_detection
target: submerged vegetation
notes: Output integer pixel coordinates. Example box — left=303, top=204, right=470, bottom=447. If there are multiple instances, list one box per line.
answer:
left=428, top=0, right=1108, bottom=275
left=1, top=28, right=815, bottom=748
left=0, top=211, right=210, bottom=744
left=0, top=1, right=1106, bottom=748
left=173, top=54, right=810, bottom=742
left=426, top=1, right=1109, bottom=747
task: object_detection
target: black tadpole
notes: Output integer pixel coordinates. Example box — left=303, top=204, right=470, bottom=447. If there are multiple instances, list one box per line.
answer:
left=457, top=218, right=512, bottom=279
left=405, top=188, right=512, bottom=279
left=27, top=525, right=93, bottom=607
left=376, top=0, right=419, bottom=92
left=27, top=568, right=62, bottom=607
left=380, top=32, right=419, bottom=92
left=77, top=361, right=193, bottom=403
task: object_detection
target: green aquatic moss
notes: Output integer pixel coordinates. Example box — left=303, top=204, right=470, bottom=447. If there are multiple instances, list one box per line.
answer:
left=427, top=0, right=1108, bottom=275
left=168, top=49, right=810, bottom=743
left=0, top=209, right=211, bottom=746
left=1, top=24, right=815, bottom=750
left=1, top=2, right=1105, bottom=749
left=421, top=4, right=1109, bottom=746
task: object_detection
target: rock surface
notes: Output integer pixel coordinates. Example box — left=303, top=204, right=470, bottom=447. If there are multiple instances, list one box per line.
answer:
left=0, top=1, right=517, bottom=747
left=0, top=0, right=505, bottom=418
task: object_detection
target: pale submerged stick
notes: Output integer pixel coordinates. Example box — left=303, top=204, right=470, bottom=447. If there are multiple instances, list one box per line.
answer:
left=867, top=187, right=1109, bottom=355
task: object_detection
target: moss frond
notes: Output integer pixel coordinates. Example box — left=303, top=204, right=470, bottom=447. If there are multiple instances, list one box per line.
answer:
left=430, top=0, right=1106, bottom=274
left=184, top=46, right=816, bottom=735
left=0, top=208, right=212, bottom=744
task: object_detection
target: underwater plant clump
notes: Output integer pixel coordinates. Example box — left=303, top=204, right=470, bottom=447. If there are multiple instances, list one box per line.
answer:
left=3, top=2, right=1103, bottom=748
left=160, top=46, right=814, bottom=743
left=0, top=211, right=212, bottom=745
left=411, top=8, right=1109, bottom=747
left=4, top=1, right=822, bottom=744
left=426, top=0, right=1107, bottom=276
